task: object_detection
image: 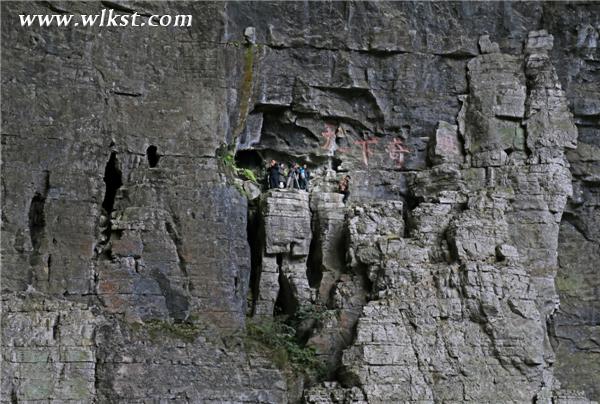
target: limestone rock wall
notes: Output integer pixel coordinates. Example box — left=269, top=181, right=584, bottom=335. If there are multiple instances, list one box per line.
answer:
left=1, top=294, right=98, bottom=402
left=302, top=32, right=578, bottom=403
left=2, top=1, right=599, bottom=403
left=254, top=190, right=313, bottom=316
left=1, top=1, right=288, bottom=402
left=546, top=6, right=600, bottom=400
left=1, top=1, right=251, bottom=328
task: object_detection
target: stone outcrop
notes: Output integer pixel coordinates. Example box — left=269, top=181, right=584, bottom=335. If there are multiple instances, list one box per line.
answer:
left=94, top=319, right=288, bottom=403
left=2, top=293, right=289, bottom=403
left=305, top=30, right=592, bottom=403
left=309, top=192, right=347, bottom=303
left=547, top=10, right=600, bottom=400
left=2, top=293, right=99, bottom=402
left=253, top=189, right=313, bottom=316
left=2, top=2, right=599, bottom=403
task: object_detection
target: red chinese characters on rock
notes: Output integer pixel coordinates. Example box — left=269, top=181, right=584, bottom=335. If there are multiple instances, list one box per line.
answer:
left=354, top=137, right=378, bottom=167
left=386, top=138, right=411, bottom=168
left=319, top=123, right=411, bottom=168
left=436, top=132, right=461, bottom=156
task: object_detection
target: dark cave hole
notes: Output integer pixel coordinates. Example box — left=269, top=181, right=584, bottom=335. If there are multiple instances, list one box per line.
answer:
left=235, top=149, right=263, bottom=169
left=307, top=225, right=323, bottom=289
left=28, top=192, right=46, bottom=252
left=146, top=145, right=160, bottom=168
left=247, top=201, right=262, bottom=316
left=274, top=254, right=298, bottom=316
left=101, top=151, right=123, bottom=215
left=236, top=149, right=265, bottom=188
left=331, top=157, right=343, bottom=172
left=52, top=315, right=60, bottom=339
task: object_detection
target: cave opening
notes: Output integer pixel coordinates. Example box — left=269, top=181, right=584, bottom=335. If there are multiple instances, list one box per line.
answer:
left=28, top=171, right=50, bottom=264
left=29, top=191, right=47, bottom=270
left=274, top=254, right=298, bottom=316
left=235, top=149, right=265, bottom=189
left=28, top=193, right=46, bottom=252
left=101, top=152, right=123, bottom=215
left=247, top=200, right=263, bottom=316
left=146, top=145, right=160, bottom=168
left=307, top=219, right=323, bottom=289
left=235, top=149, right=263, bottom=170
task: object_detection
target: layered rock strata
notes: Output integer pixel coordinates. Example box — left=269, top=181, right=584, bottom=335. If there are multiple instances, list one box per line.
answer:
left=2, top=1, right=599, bottom=403
left=253, top=190, right=313, bottom=316
left=303, top=32, right=589, bottom=403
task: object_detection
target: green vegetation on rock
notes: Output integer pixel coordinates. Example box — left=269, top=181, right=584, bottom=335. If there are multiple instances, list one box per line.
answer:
left=245, top=318, right=325, bottom=380
left=142, top=320, right=201, bottom=343
left=218, top=148, right=260, bottom=185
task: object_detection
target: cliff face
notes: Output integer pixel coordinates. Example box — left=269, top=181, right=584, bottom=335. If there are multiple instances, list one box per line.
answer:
left=1, top=2, right=598, bottom=403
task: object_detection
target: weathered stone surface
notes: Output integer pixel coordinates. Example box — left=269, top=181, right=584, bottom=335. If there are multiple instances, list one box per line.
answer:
left=2, top=1, right=600, bottom=402
left=304, top=382, right=366, bottom=404
left=551, top=17, right=600, bottom=394
left=2, top=293, right=99, bottom=402
left=525, top=30, right=578, bottom=158
left=1, top=2, right=251, bottom=330
left=253, top=189, right=313, bottom=316
left=313, top=190, right=556, bottom=402
left=309, top=192, right=347, bottom=302
left=306, top=31, right=595, bottom=404
left=428, top=121, right=464, bottom=165
left=2, top=292, right=290, bottom=404
left=554, top=219, right=600, bottom=401
left=526, top=29, right=555, bottom=54
left=478, top=34, right=501, bottom=54
left=254, top=256, right=281, bottom=317
left=95, top=318, right=289, bottom=403
left=262, top=190, right=311, bottom=256
left=464, top=53, right=527, bottom=167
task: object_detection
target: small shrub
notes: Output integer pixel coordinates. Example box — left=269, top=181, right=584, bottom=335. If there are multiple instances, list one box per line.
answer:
left=218, top=148, right=260, bottom=186
left=143, top=319, right=200, bottom=343
left=246, top=319, right=325, bottom=378
left=222, top=152, right=236, bottom=170
left=297, top=304, right=328, bottom=321
left=240, top=168, right=258, bottom=183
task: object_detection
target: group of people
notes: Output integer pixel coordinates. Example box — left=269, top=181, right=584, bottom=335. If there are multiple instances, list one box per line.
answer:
left=267, top=160, right=311, bottom=191
left=266, top=159, right=352, bottom=204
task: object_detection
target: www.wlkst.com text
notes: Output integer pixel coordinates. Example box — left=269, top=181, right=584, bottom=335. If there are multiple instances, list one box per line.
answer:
left=20, top=9, right=192, bottom=28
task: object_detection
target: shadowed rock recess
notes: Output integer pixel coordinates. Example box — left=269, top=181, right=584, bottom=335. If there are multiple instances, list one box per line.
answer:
left=1, top=2, right=599, bottom=403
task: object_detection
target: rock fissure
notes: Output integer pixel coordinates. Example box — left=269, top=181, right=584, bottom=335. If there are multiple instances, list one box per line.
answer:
left=99, top=151, right=123, bottom=253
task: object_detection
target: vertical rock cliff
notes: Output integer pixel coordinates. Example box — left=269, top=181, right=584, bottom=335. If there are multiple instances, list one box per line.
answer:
left=1, top=1, right=598, bottom=403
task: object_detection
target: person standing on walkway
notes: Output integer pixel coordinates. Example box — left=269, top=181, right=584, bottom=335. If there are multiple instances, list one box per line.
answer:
left=339, top=175, right=350, bottom=203
left=267, top=160, right=280, bottom=189
left=286, top=163, right=300, bottom=189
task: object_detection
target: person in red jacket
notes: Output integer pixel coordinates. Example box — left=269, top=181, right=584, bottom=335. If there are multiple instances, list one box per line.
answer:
left=339, top=175, right=351, bottom=203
